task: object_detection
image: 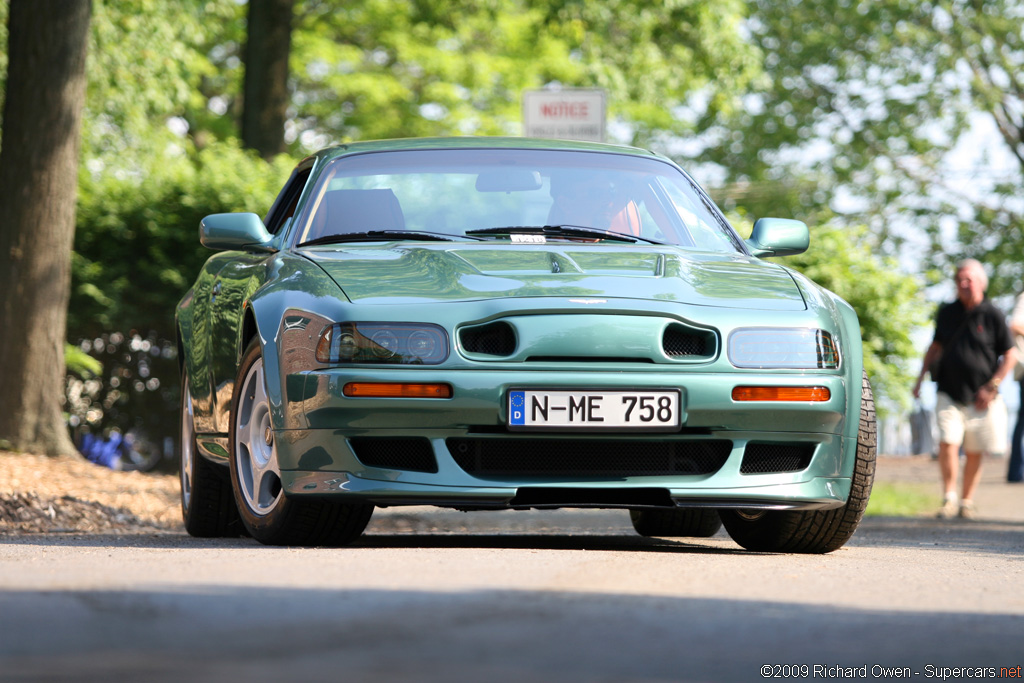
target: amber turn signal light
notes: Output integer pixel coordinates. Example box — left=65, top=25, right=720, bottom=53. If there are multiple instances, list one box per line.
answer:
left=343, top=382, right=453, bottom=398
left=731, top=386, right=831, bottom=402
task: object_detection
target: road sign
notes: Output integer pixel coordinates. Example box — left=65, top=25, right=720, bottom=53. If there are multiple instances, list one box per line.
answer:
left=522, top=89, right=606, bottom=142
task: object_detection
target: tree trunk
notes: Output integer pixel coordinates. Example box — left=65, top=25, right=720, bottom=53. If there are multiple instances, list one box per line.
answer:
left=242, top=0, right=294, bottom=159
left=0, top=0, right=91, bottom=456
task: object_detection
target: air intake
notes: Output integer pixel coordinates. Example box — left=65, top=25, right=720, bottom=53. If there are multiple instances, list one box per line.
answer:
left=349, top=437, right=438, bottom=473
left=740, top=442, right=815, bottom=474
left=663, top=324, right=714, bottom=358
left=460, top=321, right=517, bottom=357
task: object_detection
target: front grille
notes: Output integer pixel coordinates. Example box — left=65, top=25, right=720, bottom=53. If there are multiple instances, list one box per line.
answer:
left=740, top=442, right=815, bottom=474
left=446, top=438, right=732, bottom=478
left=349, top=437, right=438, bottom=473
left=460, top=321, right=517, bottom=357
left=663, top=324, right=711, bottom=358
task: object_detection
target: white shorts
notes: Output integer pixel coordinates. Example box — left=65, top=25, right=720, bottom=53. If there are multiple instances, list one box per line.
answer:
left=935, top=391, right=1007, bottom=455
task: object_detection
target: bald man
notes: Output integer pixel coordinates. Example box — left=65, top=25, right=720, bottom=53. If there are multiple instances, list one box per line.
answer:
left=913, top=259, right=1016, bottom=519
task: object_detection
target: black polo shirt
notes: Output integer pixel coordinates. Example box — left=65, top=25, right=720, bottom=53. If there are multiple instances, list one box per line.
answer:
left=933, top=298, right=1012, bottom=405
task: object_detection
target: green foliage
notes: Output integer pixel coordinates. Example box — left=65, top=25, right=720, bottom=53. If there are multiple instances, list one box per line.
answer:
left=71, top=141, right=293, bottom=340
left=64, top=343, right=103, bottom=379
left=265, top=0, right=760, bottom=147
left=864, top=481, right=936, bottom=518
left=781, top=224, right=927, bottom=414
left=68, top=140, right=291, bottom=444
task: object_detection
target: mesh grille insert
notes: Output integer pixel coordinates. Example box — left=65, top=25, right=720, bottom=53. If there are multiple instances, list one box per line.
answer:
left=446, top=438, right=732, bottom=478
left=350, top=437, right=438, bottom=473
left=663, top=325, right=711, bottom=358
left=740, top=442, right=815, bottom=474
left=460, top=322, right=516, bottom=357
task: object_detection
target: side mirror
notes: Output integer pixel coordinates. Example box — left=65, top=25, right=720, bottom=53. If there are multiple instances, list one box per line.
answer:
left=745, top=218, right=809, bottom=257
left=199, top=213, right=275, bottom=252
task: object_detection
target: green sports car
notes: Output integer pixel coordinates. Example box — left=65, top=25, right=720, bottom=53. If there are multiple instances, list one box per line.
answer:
left=175, top=137, right=875, bottom=553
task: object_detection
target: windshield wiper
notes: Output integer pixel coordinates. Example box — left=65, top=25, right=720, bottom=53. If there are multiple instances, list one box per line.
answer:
left=466, top=225, right=665, bottom=245
left=298, top=230, right=467, bottom=247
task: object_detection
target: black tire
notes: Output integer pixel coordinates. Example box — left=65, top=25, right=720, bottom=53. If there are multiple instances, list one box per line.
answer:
left=229, top=339, right=373, bottom=546
left=630, top=508, right=722, bottom=537
left=180, top=372, right=242, bottom=537
left=720, top=370, right=877, bottom=554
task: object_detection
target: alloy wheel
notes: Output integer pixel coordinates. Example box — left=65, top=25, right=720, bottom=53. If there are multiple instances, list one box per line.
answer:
left=234, top=358, right=283, bottom=516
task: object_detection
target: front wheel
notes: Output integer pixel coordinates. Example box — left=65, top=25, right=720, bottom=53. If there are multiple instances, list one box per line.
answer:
left=720, top=371, right=877, bottom=554
left=229, top=339, right=373, bottom=546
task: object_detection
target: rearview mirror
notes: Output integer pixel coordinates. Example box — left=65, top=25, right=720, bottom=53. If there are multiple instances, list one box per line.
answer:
left=745, top=218, right=809, bottom=257
left=475, top=169, right=543, bottom=193
left=199, top=213, right=275, bottom=252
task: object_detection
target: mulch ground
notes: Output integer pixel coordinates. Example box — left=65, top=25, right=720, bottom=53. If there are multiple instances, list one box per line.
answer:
left=0, top=451, right=181, bottom=535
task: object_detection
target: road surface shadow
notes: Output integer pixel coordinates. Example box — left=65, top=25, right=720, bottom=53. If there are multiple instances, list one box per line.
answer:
left=0, top=531, right=756, bottom=554
left=1, top=585, right=1020, bottom=681
left=850, top=515, right=1024, bottom=556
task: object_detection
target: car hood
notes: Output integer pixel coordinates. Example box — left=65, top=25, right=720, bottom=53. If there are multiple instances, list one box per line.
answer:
left=303, top=244, right=807, bottom=311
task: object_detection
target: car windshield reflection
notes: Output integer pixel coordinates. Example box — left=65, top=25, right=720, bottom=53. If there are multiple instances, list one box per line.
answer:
left=292, top=149, right=743, bottom=252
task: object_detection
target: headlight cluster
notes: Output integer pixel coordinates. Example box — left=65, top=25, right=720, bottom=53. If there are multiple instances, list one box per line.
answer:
left=728, top=328, right=840, bottom=369
left=315, top=322, right=449, bottom=365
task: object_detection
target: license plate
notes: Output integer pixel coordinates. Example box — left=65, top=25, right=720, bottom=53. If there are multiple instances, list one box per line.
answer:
left=508, top=389, right=681, bottom=430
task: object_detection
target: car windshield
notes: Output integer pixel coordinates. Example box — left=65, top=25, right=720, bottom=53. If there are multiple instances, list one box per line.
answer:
left=293, top=148, right=744, bottom=252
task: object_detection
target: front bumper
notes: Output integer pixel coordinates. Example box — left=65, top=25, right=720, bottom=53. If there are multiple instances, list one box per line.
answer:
left=263, top=367, right=856, bottom=511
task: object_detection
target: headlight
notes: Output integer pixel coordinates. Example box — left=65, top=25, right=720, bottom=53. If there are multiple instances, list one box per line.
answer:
left=727, top=328, right=840, bottom=369
left=316, top=322, right=449, bottom=365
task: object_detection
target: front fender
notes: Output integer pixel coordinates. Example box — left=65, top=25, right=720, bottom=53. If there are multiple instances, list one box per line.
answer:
left=243, top=254, right=350, bottom=432
left=789, top=269, right=865, bottom=479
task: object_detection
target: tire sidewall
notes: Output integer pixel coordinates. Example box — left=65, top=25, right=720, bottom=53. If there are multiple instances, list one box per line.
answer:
left=179, top=371, right=197, bottom=524
left=228, top=339, right=289, bottom=539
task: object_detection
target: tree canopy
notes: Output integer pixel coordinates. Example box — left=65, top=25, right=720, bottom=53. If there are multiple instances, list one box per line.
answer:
left=701, top=0, right=1024, bottom=297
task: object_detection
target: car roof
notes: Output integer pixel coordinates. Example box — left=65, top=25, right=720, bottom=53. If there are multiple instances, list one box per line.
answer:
left=308, top=136, right=665, bottom=164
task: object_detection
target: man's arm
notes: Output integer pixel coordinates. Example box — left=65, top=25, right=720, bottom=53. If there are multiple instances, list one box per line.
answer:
left=975, top=345, right=1016, bottom=410
left=913, top=341, right=942, bottom=399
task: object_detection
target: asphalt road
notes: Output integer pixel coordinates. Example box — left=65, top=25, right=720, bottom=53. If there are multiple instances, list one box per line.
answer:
left=2, top=464, right=1023, bottom=682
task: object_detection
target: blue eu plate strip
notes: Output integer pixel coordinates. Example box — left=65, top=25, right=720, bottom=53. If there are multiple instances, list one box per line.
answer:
left=509, top=391, right=526, bottom=425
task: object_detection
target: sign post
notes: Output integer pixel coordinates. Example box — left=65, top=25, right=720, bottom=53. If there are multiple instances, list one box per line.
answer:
left=522, top=89, right=606, bottom=142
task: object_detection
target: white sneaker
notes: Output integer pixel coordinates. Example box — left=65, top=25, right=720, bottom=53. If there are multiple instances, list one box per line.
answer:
left=937, top=498, right=958, bottom=519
